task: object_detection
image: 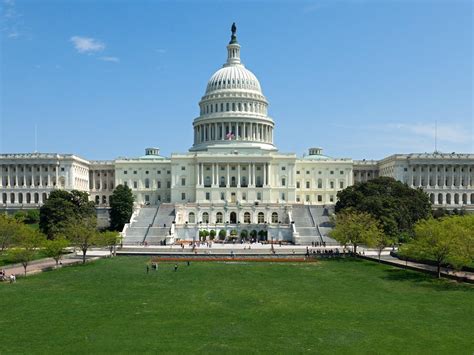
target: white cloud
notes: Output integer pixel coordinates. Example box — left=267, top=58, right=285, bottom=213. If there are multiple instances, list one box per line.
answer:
left=388, top=123, right=471, bottom=144
left=155, top=48, right=167, bottom=54
left=99, top=56, right=120, bottom=63
left=70, top=36, right=105, bottom=54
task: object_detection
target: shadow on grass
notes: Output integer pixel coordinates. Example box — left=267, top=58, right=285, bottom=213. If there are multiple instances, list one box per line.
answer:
left=382, top=268, right=474, bottom=292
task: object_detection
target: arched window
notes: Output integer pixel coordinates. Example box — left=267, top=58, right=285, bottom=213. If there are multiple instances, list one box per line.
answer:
left=34, top=193, right=39, bottom=204
left=26, top=193, right=31, bottom=204
left=258, top=212, right=264, bottom=223
left=18, top=193, right=23, bottom=204
left=446, top=193, right=452, bottom=205
left=188, top=212, right=195, bottom=224
left=454, top=193, right=459, bottom=204
left=231, top=176, right=236, bottom=187
left=271, top=212, right=278, bottom=223
left=430, top=194, right=435, bottom=204
left=438, top=193, right=443, bottom=204
left=241, top=176, right=247, bottom=187
left=42, top=193, right=47, bottom=203
left=95, top=196, right=100, bottom=204
left=244, top=212, right=251, bottom=223
left=102, top=195, right=107, bottom=204
left=462, top=193, right=467, bottom=204
left=220, top=176, right=225, bottom=187
left=202, top=212, right=209, bottom=224
left=2, top=193, right=6, bottom=203
left=216, top=212, right=223, bottom=223
left=10, top=193, right=15, bottom=203
left=226, top=103, right=230, bottom=111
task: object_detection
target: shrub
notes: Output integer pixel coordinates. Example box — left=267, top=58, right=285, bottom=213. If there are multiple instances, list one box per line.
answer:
left=218, top=229, right=226, bottom=240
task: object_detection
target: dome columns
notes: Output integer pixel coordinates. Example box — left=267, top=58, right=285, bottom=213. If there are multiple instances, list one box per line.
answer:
left=193, top=121, right=274, bottom=145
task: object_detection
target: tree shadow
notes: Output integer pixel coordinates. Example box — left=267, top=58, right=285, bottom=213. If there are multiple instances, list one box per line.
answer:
left=382, top=268, right=474, bottom=292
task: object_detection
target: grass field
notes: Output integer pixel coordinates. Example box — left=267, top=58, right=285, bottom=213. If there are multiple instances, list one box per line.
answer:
left=1, top=257, right=473, bottom=354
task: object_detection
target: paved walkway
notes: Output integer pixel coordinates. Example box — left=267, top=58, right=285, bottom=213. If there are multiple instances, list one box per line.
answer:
left=1, top=250, right=110, bottom=278
left=361, top=252, right=474, bottom=282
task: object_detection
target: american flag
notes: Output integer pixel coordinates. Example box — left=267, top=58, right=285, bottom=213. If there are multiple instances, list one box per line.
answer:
left=226, top=132, right=235, bottom=140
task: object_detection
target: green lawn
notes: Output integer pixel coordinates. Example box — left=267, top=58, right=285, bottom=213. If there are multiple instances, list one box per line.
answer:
left=1, top=257, right=473, bottom=354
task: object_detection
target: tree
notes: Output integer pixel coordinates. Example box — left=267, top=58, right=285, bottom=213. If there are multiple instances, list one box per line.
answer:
left=336, top=177, right=431, bottom=240
left=209, top=230, right=216, bottom=240
left=400, top=216, right=474, bottom=278
left=0, top=214, right=22, bottom=252
left=329, top=210, right=384, bottom=254
left=199, top=229, right=209, bottom=241
left=25, top=209, right=40, bottom=224
left=258, top=229, right=267, bottom=241
left=240, top=229, right=248, bottom=241
left=39, top=190, right=96, bottom=238
left=43, top=236, right=69, bottom=266
left=65, top=217, right=97, bottom=264
left=109, top=185, right=134, bottom=231
left=9, top=227, right=46, bottom=275
left=218, top=229, right=226, bottom=240
left=96, top=231, right=121, bottom=256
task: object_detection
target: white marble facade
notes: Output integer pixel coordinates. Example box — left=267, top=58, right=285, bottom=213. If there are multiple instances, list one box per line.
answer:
left=1, top=29, right=473, bottom=213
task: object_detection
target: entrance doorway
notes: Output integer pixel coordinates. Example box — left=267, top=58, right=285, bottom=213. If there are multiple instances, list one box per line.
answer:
left=230, top=212, right=237, bottom=224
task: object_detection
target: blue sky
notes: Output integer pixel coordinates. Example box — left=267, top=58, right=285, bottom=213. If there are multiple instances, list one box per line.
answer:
left=1, top=0, right=472, bottom=160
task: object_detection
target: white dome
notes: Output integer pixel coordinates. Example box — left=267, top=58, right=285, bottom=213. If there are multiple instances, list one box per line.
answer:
left=206, top=65, right=262, bottom=94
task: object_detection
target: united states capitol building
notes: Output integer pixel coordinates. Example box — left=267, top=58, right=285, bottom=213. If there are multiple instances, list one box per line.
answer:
left=1, top=26, right=473, bottom=244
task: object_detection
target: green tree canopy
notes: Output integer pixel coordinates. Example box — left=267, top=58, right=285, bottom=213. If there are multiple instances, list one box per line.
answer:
left=9, top=227, right=46, bottom=275
left=400, top=215, right=474, bottom=278
left=0, top=214, right=22, bottom=252
left=329, top=209, right=386, bottom=254
left=39, top=190, right=96, bottom=238
left=109, top=185, right=134, bottom=231
left=43, top=236, right=69, bottom=266
left=64, top=217, right=98, bottom=264
left=335, top=177, right=431, bottom=240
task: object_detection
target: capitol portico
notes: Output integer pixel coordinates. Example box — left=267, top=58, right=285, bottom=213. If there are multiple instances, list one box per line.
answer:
left=1, top=24, right=473, bottom=244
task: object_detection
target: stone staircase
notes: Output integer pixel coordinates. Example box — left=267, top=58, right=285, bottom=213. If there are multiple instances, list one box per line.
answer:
left=308, top=206, right=337, bottom=245
left=143, top=203, right=176, bottom=245
left=292, top=205, right=321, bottom=244
left=122, top=207, right=158, bottom=245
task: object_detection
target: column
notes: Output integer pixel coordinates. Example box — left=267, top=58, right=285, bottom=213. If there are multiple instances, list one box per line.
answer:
left=237, top=164, right=241, bottom=188
left=243, top=123, right=247, bottom=140
left=39, top=166, right=42, bottom=187
left=263, top=163, right=267, bottom=186
left=55, top=165, right=59, bottom=187
left=211, top=163, right=215, bottom=187
left=214, top=123, right=217, bottom=140
left=252, top=163, right=256, bottom=186
left=248, top=163, right=252, bottom=186
left=236, top=123, right=240, bottom=140
left=451, top=165, right=455, bottom=188
left=47, top=166, right=51, bottom=187
left=200, top=163, right=204, bottom=186
left=99, top=171, right=103, bottom=190
left=226, top=164, right=230, bottom=188
left=268, top=163, right=272, bottom=186
left=23, top=164, right=27, bottom=187
left=195, top=164, right=199, bottom=187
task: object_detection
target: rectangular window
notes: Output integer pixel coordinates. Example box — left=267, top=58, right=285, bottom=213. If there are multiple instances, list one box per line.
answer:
left=145, top=195, right=150, bottom=202
left=133, top=181, right=138, bottom=189
left=205, top=192, right=210, bottom=200
left=181, top=166, right=186, bottom=171
left=306, top=195, right=310, bottom=202
left=318, top=195, right=322, bottom=202
left=181, top=178, right=186, bottom=186
left=242, top=193, right=246, bottom=200
left=306, top=181, right=310, bottom=189
left=339, top=181, right=344, bottom=189
left=124, top=181, right=128, bottom=187
left=330, top=171, right=334, bottom=175
left=281, top=192, right=285, bottom=201
left=296, top=196, right=300, bottom=202
left=158, top=181, right=161, bottom=188
left=296, top=182, right=300, bottom=188
left=157, top=170, right=161, bottom=174
left=340, top=171, right=344, bottom=175
left=296, top=170, right=300, bottom=175
left=330, top=181, right=334, bottom=189
left=330, top=195, right=334, bottom=202
left=167, top=181, right=171, bottom=188
left=167, top=170, right=171, bottom=174
left=282, top=166, right=286, bottom=171
left=257, top=192, right=262, bottom=201
left=181, top=193, right=186, bottom=201
left=220, top=192, right=225, bottom=200
left=145, top=171, right=149, bottom=174
left=133, top=171, right=137, bottom=174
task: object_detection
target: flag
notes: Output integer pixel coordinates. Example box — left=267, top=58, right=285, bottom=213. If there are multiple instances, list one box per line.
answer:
left=226, top=132, right=235, bottom=140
